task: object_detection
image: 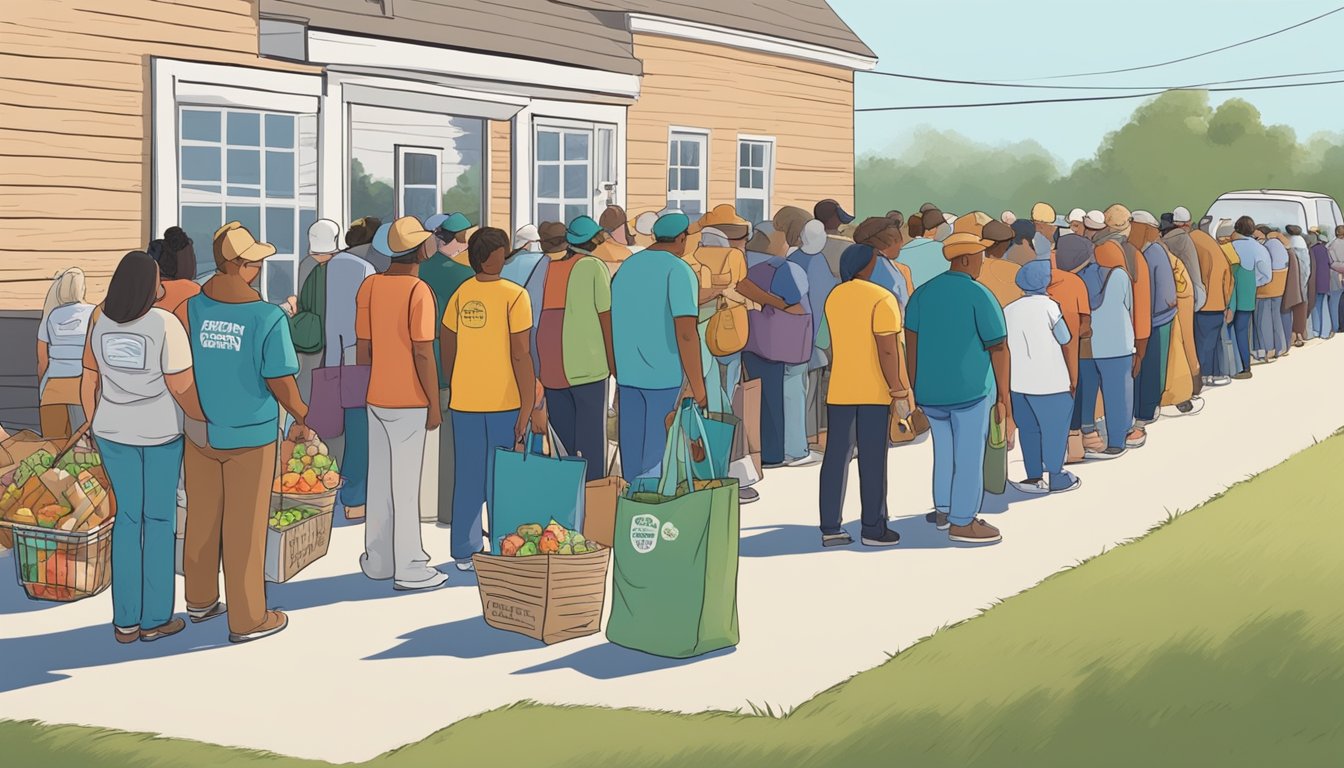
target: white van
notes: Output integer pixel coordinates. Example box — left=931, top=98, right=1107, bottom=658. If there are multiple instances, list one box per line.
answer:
left=1204, top=189, right=1343, bottom=235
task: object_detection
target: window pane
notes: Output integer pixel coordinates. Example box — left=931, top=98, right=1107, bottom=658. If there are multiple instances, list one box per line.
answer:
left=180, top=205, right=223, bottom=279
left=181, top=146, right=220, bottom=181
left=564, top=163, right=589, bottom=199
left=264, top=259, right=295, bottom=305
left=538, top=130, right=560, bottom=162
left=736, top=198, right=764, bottom=226
left=739, top=169, right=751, bottom=189
left=564, top=131, right=589, bottom=161
left=403, top=188, right=437, bottom=223
left=227, top=186, right=261, bottom=198
left=538, top=164, right=560, bottom=199
left=680, top=168, right=699, bottom=191
left=265, top=114, right=295, bottom=149
left=669, top=141, right=678, bottom=165
left=265, top=206, right=296, bottom=254
left=266, top=151, right=295, bottom=197
left=225, top=205, right=261, bottom=241
left=680, top=139, right=699, bottom=167
left=680, top=200, right=702, bottom=219
left=539, top=203, right=561, bottom=224
left=182, top=183, right=221, bottom=194
left=227, top=112, right=261, bottom=146
left=668, top=168, right=678, bottom=192
left=739, top=142, right=750, bottom=166
left=403, top=152, right=437, bottom=186
left=227, top=148, right=260, bottom=185
left=298, top=208, right=317, bottom=258
left=752, top=142, right=765, bottom=166
left=564, top=203, right=588, bottom=224
left=182, top=110, right=221, bottom=142
left=752, top=170, right=765, bottom=188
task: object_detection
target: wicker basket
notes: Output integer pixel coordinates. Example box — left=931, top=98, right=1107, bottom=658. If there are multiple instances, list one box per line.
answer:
left=472, top=548, right=610, bottom=644
left=11, top=520, right=113, bottom=602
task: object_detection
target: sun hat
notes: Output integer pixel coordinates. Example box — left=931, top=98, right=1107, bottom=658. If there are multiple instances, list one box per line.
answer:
left=954, top=211, right=993, bottom=235
left=1172, top=206, right=1192, bottom=223
left=1131, top=210, right=1160, bottom=228
left=1067, top=208, right=1086, bottom=224
left=651, top=211, right=691, bottom=240
left=942, top=232, right=993, bottom=259
left=696, top=203, right=753, bottom=239
left=566, top=215, right=604, bottom=245
left=513, top=223, right=540, bottom=249
left=1084, top=210, right=1106, bottom=230
left=1016, top=259, right=1053, bottom=295
left=1104, top=204, right=1132, bottom=231
left=982, top=220, right=1014, bottom=243
left=373, top=216, right=433, bottom=258
left=1031, top=202, right=1057, bottom=224
left=214, top=222, right=275, bottom=265
left=538, top=221, right=568, bottom=254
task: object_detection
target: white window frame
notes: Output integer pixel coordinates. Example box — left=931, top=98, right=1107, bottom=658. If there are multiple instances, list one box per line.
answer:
left=512, top=100, right=626, bottom=230
left=533, top=121, right=595, bottom=225
left=394, top=145, right=443, bottom=219
left=735, top=135, right=775, bottom=224
left=667, top=127, right=710, bottom=218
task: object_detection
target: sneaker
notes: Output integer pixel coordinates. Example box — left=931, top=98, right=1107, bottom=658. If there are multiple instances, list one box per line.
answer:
left=344, top=505, right=365, bottom=521
left=1085, top=446, right=1127, bottom=460
left=454, top=560, right=476, bottom=572
left=1081, top=431, right=1106, bottom=453
left=1232, top=370, right=1253, bottom=380
left=140, top=617, right=186, bottom=642
left=762, top=461, right=787, bottom=470
left=861, top=529, right=901, bottom=547
left=1048, top=471, right=1082, bottom=493
left=395, top=571, right=451, bottom=591
left=187, top=601, right=226, bottom=624
left=1211, top=376, right=1232, bottom=386
left=784, top=451, right=823, bottom=468
left=1125, top=428, right=1147, bottom=449
left=114, top=626, right=140, bottom=644
left=949, top=518, right=1002, bottom=544
left=821, top=532, right=853, bottom=548
left=1168, top=397, right=1205, bottom=417
left=739, top=487, right=760, bottom=504
left=1009, top=478, right=1049, bottom=495
left=925, top=510, right=950, bottom=530
left=229, top=610, right=288, bottom=644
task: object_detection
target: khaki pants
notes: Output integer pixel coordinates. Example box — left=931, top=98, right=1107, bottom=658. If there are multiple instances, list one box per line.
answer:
left=39, top=377, right=84, bottom=441
left=183, top=439, right=276, bottom=635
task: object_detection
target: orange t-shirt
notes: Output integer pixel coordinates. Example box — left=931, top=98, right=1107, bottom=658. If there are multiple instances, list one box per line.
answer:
left=156, top=279, right=201, bottom=321
left=1096, top=241, right=1152, bottom=341
left=1047, top=268, right=1090, bottom=341
left=356, top=274, right=437, bottom=409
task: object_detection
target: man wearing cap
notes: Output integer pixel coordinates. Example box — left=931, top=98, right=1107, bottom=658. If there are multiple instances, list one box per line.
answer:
left=792, top=219, right=841, bottom=447
left=1067, top=209, right=1087, bottom=237
left=1031, top=203, right=1059, bottom=250
left=905, top=232, right=1012, bottom=545
left=288, top=219, right=340, bottom=403
left=1164, top=207, right=1207, bottom=313
left=357, top=216, right=450, bottom=590
left=596, top=205, right=636, bottom=268
left=1186, top=211, right=1235, bottom=386
left=500, top=220, right=545, bottom=290
left=1129, top=211, right=1178, bottom=440
left=814, top=199, right=856, bottom=278
left=611, top=211, right=706, bottom=481
left=179, top=222, right=308, bottom=643
left=344, top=216, right=387, bottom=273
left=900, top=208, right=949, bottom=289
left=1094, top=206, right=1152, bottom=443
left=420, top=212, right=477, bottom=526
left=977, top=218, right=1023, bottom=307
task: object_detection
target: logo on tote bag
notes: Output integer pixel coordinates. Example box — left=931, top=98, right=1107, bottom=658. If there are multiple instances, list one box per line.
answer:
left=630, top=514, right=659, bottom=553
left=661, top=522, right=679, bottom=542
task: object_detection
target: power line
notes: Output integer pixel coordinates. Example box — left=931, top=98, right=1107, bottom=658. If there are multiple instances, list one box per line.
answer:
left=997, top=5, right=1344, bottom=81
left=855, top=76, right=1344, bottom=112
left=859, top=67, right=1344, bottom=91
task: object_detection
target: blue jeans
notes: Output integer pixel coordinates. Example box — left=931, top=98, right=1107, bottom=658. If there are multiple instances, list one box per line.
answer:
left=450, top=409, right=518, bottom=562
left=1312, top=292, right=1340, bottom=340
left=1078, top=356, right=1133, bottom=449
left=1135, top=322, right=1170, bottom=423
left=340, top=407, right=368, bottom=508
left=709, top=352, right=741, bottom=415
left=96, top=436, right=182, bottom=630
left=922, top=396, right=992, bottom=527
left=783, top=362, right=809, bottom=461
left=1253, top=296, right=1284, bottom=357
left=617, top=385, right=682, bottom=481
left=742, top=351, right=787, bottom=465
left=818, top=404, right=889, bottom=538
left=1193, top=311, right=1225, bottom=376
left=545, top=380, right=607, bottom=482
left=1232, top=311, right=1253, bottom=372
left=1011, top=392, right=1072, bottom=484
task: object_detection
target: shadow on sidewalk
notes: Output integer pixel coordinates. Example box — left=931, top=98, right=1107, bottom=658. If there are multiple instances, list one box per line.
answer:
left=268, top=567, right=474, bottom=612
left=0, top=620, right=229, bottom=694
left=365, top=616, right=546, bottom=661
left=0, top=570, right=68, bottom=615
left=512, top=643, right=734, bottom=680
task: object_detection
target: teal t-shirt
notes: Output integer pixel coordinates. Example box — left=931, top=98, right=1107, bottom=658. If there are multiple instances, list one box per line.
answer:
left=186, top=291, right=299, bottom=450
left=611, top=248, right=699, bottom=390
left=419, top=253, right=475, bottom=389
left=905, top=270, right=1007, bottom=407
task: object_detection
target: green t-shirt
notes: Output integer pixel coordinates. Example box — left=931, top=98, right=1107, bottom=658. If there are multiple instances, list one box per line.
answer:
left=538, top=255, right=612, bottom=389
left=419, top=253, right=475, bottom=389
left=905, top=270, right=1007, bottom=407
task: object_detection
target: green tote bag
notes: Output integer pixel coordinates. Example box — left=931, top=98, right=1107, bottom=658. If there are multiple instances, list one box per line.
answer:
left=606, top=401, right=740, bottom=658
left=983, top=413, right=1007, bottom=495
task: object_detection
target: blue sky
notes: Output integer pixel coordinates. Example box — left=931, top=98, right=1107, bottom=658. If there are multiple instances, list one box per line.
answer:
left=830, top=0, right=1344, bottom=166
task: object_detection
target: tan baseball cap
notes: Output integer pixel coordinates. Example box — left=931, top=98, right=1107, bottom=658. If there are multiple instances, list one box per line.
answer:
left=942, top=232, right=993, bottom=259
left=1031, top=202, right=1057, bottom=224
left=213, top=222, right=276, bottom=266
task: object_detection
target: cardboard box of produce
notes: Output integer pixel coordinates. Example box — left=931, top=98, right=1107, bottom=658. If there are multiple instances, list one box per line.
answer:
left=264, top=506, right=333, bottom=583
left=473, top=526, right=610, bottom=645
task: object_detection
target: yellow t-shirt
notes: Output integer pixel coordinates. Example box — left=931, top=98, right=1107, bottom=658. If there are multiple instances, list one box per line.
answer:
left=443, top=277, right=533, bottom=413
left=825, top=280, right=902, bottom=406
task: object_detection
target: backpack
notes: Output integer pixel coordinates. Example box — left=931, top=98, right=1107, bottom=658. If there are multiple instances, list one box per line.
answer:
left=288, top=262, right=327, bottom=355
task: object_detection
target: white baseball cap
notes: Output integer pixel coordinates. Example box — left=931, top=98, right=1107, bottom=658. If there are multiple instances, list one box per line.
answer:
left=1131, top=210, right=1160, bottom=227
left=308, top=218, right=340, bottom=254
left=1084, top=210, right=1106, bottom=230
left=1067, top=208, right=1086, bottom=223
left=513, top=223, right=540, bottom=249
left=1172, top=206, right=1192, bottom=223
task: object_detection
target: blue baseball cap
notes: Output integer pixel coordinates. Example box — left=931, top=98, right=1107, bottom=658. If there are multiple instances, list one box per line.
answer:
left=651, top=212, right=691, bottom=240
left=426, top=212, right=472, bottom=236
left=566, top=215, right=604, bottom=245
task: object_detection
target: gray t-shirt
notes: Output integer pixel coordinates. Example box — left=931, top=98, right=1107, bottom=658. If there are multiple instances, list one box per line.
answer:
left=38, top=302, right=94, bottom=383
left=323, top=251, right=375, bottom=366
left=89, top=308, right=192, bottom=446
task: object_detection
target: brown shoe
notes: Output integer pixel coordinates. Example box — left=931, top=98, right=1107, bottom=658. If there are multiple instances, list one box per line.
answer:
left=187, top=600, right=226, bottom=624
left=1081, top=431, right=1105, bottom=454
left=140, top=617, right=186, bottom=642
left=344, top=504, right=365, bottom=521
left=949, top=518, right=1002, bottom=544
left=1066, top=431, right=1086, bottom=465
left=114, top=626, right=140, bottom=644
left=229, top=610, right=288, bottom=644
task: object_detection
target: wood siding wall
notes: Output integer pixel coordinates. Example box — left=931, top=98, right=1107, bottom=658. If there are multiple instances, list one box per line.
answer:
left=625, top=33, right=855, bottom=220
left=489, top=119, right=512, bottom=233
left=0, top=0, right=312, bottom=310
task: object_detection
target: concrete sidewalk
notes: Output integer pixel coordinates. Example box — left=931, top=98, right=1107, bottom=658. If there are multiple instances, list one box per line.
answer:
left=1, top=339, right=1340, bottom=763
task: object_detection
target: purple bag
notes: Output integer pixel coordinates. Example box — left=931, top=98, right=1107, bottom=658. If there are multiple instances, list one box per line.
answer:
left=743, top=261, right=813, bottom=365
left=307, top=364, right=370, bottom=440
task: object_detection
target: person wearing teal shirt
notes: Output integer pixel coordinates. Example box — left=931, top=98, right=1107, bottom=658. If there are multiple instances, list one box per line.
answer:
left=611, top=211, right=705, bottom=480
left=899, top=209, right=950, bottom=289
left=905, top=232, right=1012, bottom=545
left=421, top=212, right=475, bottom=525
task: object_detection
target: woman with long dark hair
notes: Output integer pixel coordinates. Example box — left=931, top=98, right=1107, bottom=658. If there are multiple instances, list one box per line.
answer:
left=81, top=251, right=206, bottom=643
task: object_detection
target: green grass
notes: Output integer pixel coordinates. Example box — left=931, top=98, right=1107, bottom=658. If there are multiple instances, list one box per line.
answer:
left=7, top=434, right=1344, bottom=768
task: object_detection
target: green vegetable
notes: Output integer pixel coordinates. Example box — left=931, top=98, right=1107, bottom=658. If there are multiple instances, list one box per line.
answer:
left=516, top=541, right=539, bottom=557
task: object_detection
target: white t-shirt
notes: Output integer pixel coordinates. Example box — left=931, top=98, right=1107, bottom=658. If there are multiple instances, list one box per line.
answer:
left=89, top=308, right=193, bottom=446
left=1003, top=294, right=1070, bottom=395
left=38, top=302, right=94, bottom=382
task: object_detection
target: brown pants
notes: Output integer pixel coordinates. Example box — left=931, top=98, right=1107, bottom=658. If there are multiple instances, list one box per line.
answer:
left=183, top=439, right=276, bottom=635
left=39, top=377, right=84, bottom=440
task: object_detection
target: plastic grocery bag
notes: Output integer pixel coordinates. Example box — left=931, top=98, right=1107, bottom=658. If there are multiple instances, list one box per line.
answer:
left=607, top=401, right=740, bottom=658
left=489, top=428, right=587, bottom=553
left=983, top=413, right=1007, bottom=495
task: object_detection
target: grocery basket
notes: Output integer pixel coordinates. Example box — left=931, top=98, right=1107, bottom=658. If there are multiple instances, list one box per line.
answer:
left=11, top=519, right=113, bottom=602
left=264, top=482, right=340, bottom=583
